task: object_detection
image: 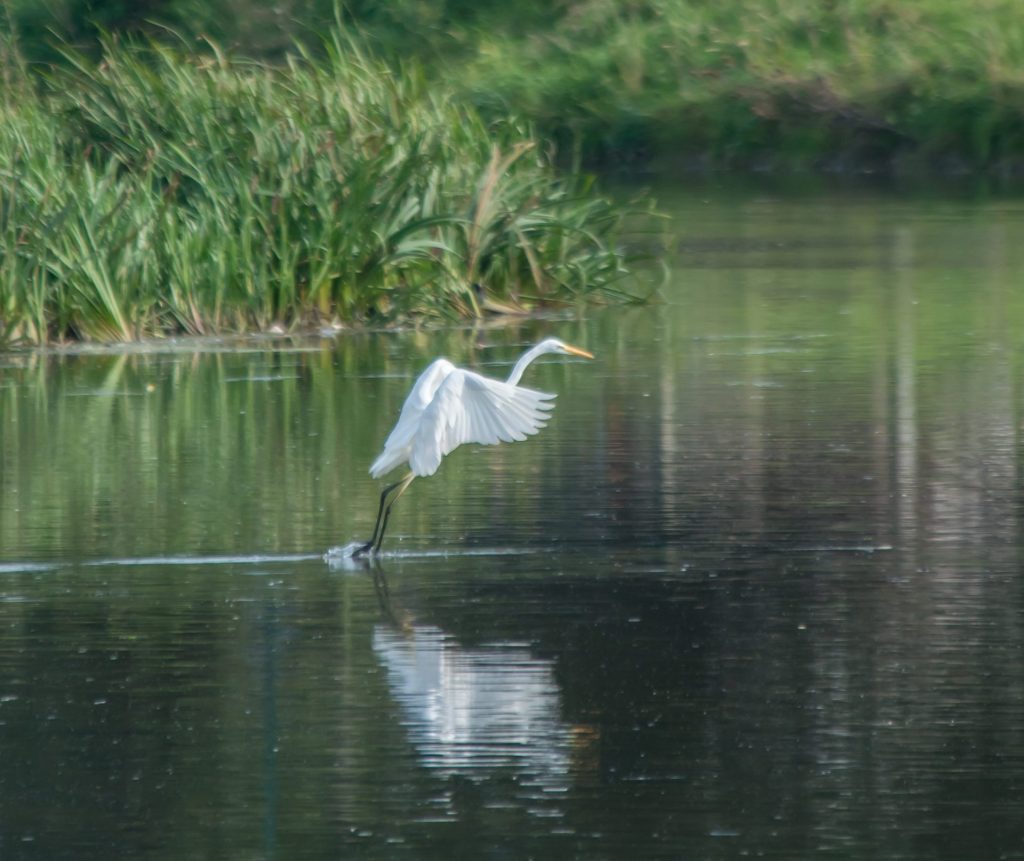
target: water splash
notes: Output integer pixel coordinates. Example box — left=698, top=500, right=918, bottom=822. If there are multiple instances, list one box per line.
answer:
left=323, top=542, right=371, bottom=570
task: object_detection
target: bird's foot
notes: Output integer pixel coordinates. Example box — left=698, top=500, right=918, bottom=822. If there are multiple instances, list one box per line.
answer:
left=350, top=540, right=376, bottom=559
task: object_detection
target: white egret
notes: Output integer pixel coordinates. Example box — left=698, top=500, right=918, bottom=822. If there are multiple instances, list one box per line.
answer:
left=353, top=338, right=594, bottom=556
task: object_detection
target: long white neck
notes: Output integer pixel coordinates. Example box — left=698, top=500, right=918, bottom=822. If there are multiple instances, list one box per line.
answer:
left=506, top=342, right=553, bottom=386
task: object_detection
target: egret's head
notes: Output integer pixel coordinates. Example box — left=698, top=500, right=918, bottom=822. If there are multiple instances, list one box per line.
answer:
left=539, top=338, right=594, bottom=360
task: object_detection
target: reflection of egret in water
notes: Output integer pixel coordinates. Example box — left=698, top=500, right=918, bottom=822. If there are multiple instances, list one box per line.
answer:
left=374, top=625, right=573, bottom=785
left=371, top=574, right=578, bottom=800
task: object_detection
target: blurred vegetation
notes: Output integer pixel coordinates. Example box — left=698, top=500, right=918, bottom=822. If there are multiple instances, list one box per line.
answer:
left=4, top=0, right=1024, bottom=172
left=457, top=0, right=1024, bottom=170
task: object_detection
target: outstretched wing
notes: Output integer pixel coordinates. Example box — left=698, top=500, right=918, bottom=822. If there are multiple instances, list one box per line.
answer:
left=408, top=369, right=556, bottom=477
left=370, top=358, right=457, bottom=478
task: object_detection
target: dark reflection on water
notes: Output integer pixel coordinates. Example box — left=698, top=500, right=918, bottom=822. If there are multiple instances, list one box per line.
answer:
left=3, top=188, right=1024, bottom=858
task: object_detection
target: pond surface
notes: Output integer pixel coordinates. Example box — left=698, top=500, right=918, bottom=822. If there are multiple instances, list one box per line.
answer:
left=3, top=184, right=1024, bottom=859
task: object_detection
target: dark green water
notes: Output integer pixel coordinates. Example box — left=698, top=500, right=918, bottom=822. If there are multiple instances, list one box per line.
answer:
left=2, top=188, right=1024, bottom=859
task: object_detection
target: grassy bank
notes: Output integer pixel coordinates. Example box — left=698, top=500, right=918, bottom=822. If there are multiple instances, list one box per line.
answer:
left=0, top=31, right=638, bottom=347
left=456, top=0, right=1024, bottom=171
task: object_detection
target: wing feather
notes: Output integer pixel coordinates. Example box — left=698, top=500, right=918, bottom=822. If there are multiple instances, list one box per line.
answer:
left=409, top=369, right=555, bottom=476
left=369, top=358, right=457, bottom=478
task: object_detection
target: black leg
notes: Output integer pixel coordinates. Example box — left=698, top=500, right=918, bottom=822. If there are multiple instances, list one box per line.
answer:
left=353, top=472, right=414, bottom=557
left=372, top=473, right=414, bottom=554
left=352, top=478, right=402, bottom=557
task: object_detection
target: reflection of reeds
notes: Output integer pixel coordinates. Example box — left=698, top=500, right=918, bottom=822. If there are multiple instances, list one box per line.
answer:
left=0, top=30, right=638, bottom=347
left=0, top=331, right=561, bottom=560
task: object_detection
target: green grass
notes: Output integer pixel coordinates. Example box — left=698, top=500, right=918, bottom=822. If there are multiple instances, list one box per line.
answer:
left=455, top=0, right=1024, bottom=170
left=0, top=29, right=643, bottom=347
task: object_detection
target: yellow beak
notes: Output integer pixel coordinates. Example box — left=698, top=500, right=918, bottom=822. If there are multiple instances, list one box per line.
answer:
left=563, top=343, right=594, bottom=359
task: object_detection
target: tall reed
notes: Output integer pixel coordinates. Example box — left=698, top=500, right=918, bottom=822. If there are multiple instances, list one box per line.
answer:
left=0, top=30, right=639, bottom=347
